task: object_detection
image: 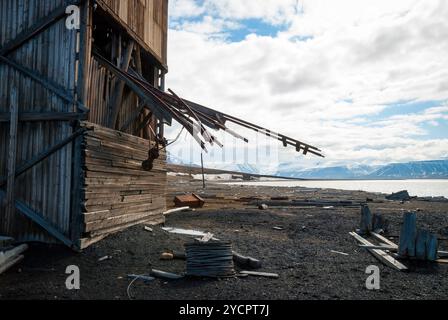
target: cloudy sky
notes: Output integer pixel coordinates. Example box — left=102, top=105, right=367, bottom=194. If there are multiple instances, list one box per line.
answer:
left=164, top=0, right=448, bottom=172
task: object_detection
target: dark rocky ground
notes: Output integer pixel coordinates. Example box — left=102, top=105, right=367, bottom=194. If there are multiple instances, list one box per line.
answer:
left=0, top=177, right=447, bottom=300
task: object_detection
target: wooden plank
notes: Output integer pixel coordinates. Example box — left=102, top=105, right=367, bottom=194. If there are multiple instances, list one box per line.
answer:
left=0, top=244, right=28, bottom=265
left=349, top=232, right=408, bottom=271
left=78, top=0, right=93, bottom=106
left=0, top=129, right=86, bottom=188
left=240, top=271, right=279, bottom=279
left=0, top=255, right=24, bottom=275
left=370, top=232, right=398, bottom=249
left=427, top=234, right=438, bottom=261
left=0, top=1, right=81, bottom=56
left=359, top=245, right=398, bottom=251
left=359, top=204, right=372, bottom=234
left=0, top=55, right=87, bottom=112
left=415, top=229, right=430, bottom=260
left=88, top=214, right=164, bottom=237
left=398, top=212, right=417, bottom=257
left=4, top=87, right=18, bottom=234
left=0, top=189, right=74, bottom=248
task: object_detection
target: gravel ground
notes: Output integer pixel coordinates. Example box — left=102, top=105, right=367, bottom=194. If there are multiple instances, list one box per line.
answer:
left=1, top=179, right=447, bottom=300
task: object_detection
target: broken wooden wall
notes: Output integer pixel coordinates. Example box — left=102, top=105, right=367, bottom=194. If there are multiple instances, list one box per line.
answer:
left=79, top=122, right=166, bottom=248
left=97, top=0, right=168, bottom=66
left=0, top=0, right=78, bottom=243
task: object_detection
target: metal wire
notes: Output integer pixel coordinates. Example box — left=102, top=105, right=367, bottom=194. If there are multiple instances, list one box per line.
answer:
left=185, top=241, right=235, bottom=278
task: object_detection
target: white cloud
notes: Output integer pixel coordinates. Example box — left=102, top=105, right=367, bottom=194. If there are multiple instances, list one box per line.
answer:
left=165, top=0, right=448, bottom=170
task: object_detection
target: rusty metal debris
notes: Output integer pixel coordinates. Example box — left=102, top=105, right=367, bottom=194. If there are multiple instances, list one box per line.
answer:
left=174, top=194, right=205, bottom=208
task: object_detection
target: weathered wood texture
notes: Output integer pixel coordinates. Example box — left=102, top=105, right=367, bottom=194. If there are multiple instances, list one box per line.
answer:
left=0, top=0, right=77, bottom=243
left=79, top=122, right=166, bottom=247
left=86, top=56, right=158, bottom=136
left=97, top=0, right=168, bottom=65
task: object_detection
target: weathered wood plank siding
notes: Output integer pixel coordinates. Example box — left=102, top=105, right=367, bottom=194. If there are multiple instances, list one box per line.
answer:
left=79, top=122, right=166, bottom=246
left=98, top=0, right=168, bottom=65
left=0, top=0, right=77, bottom=243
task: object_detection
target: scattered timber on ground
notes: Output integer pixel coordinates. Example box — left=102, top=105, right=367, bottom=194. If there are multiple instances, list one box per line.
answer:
left=150, top=269, right=183, bottom=280
left=240, top=271, right=279, bottom=279
left=0, top=244, right=28, bottom=275
left=349, top=232, right=408, bottom=271
left=163, top=207, right=191, bottom=215
left=330, top=250, right=349, bottom=256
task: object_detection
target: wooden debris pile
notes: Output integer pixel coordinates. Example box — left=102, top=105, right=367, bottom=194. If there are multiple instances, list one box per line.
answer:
left=351, top=208, right=448, bottom=272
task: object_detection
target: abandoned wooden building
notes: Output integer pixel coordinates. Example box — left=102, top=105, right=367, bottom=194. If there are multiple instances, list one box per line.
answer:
left=0, top=0, right=323, bottom=250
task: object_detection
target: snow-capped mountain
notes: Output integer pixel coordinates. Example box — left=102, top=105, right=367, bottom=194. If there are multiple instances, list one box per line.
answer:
left=276, top=160, right=448, bottom=179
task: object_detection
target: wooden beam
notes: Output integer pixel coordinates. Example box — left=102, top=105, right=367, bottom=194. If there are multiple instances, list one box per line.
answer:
left=0, top=1, right=81, bottom=56
left=0, top=244, right=28, bottom=266
left=0, top=190, right=74, bottom=248
left=370, top=232, right=399, bottom=249
left=108, top=40, right=135, bottom=128
left=349, top=232, right=408, bottom=271
left=77, top=0, right=93, bottom=107
left=0, top=112, right=87, bottom=122
left=0, top=129, right=86, bottom=188
left=0, top=255, right=24, bottom=275
left=4, top=88, right=19, bottom=234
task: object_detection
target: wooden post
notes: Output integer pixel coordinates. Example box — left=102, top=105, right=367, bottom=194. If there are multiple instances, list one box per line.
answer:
left=201, top=153, right=206, bottom=189
left=77, top=0, right=92, bottom=107
left=72, top=0, right=92, bottom=246
left=427, top=234, right=438, bottom=261
left=415, top=229, right=430, bottom=260
left=398, top=211, right=417, bottom=257
left=359, top=205, right=372, bottom=234
left=4, top=87, right=19, bottom=234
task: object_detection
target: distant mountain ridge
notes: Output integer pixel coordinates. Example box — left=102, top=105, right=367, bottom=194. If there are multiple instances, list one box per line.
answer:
left=167, top=153, right=448, bottom=179
left=277, top=160, right=448, bottom=179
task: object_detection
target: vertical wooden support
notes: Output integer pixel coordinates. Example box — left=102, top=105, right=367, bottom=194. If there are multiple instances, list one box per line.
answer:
left=77, top=0, right=92, bottom=108
left=4, top=87, right=19, bottom=235
left=359, top=204, right=372, bottom=235
left=426, top=234, right=438, bottom=261
left=134, top=46, right=152, bottom=140
left=157, top=69, right=166, bottom=138
left=108, top=39, right=135, bottom=129
left=415, top=229, right=430, bottom=260
left=71, top=0, right=92, bottom=246
left=398, top=211, right=417, bottom=257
